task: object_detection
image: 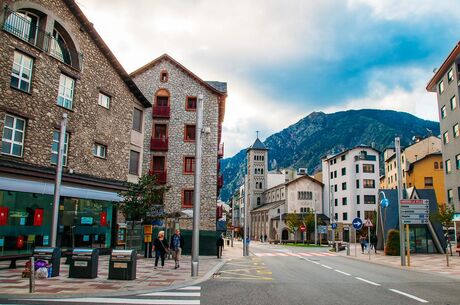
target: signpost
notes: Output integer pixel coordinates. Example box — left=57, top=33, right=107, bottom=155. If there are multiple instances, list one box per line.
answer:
left=319, top=226, right=327, bottom=246
left=300, top=225, right=306, bottom=243
left=364, top=218, right=373, bottom=260
left=352, top=218, right=363, bottom=257
left=400, top=199, right=429, bottom=266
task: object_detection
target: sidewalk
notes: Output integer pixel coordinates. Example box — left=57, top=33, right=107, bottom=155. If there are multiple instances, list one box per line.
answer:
left=338, top=243, right=460, bottom=280
left=0, top=242, right=242, bottom=298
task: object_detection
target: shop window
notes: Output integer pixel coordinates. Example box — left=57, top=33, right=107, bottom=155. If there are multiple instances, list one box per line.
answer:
left=1, top=114, right=26, bottom=157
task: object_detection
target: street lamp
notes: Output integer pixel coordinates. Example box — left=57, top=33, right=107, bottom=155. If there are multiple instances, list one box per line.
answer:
left=377, top=191, right=390, bottom=250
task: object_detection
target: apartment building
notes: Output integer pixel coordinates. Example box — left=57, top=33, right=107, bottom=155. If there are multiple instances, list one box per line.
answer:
left=0, top=0, right=150, bottom=255
left=130, top=54, right=227, bottom=231
left=322, top=146, right=380, bottom=241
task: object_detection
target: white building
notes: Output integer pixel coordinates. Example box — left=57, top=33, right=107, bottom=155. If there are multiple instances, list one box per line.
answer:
left=322, top=145, right=380, bottom=241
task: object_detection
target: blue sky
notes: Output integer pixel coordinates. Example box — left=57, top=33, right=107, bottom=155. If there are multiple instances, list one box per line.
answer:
left=78, top=0, right=460, bottom=156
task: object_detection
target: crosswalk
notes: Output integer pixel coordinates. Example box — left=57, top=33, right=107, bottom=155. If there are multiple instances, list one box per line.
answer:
left=16, top=286, right=202, bottom=305
left=254, top=252, right=336, bottom=257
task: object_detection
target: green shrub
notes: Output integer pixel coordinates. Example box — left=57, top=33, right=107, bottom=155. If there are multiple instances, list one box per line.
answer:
left=385, top=229, right=400, bottom=256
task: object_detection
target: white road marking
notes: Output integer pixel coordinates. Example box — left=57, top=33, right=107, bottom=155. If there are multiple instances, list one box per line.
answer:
left=179, top=286, right=201, bottom=291
left=140, top=292, right=201, bottom=297
left=334, top=269, right=351, bottom=276
left=321, top=264, right=333, bottom=269
left=389, top=289, right=429, bottom=303
left=355, top=277, right=380, bottom=286
left=18, top=298, right=200, bottom=305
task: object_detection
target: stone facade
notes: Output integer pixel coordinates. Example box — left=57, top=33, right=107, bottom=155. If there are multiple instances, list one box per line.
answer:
left=0, top=0, right=149, bottom=186
left=131, top=55, right=226, bottom=231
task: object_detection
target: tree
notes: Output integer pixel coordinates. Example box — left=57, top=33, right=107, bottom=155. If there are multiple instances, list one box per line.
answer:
left=302, top=212, right=315, bottom=243
left=431, top=203, right=455, bottom=266
left=116, top=173, right=169, bottom=246
left=286, top=211, right=300, bottom=244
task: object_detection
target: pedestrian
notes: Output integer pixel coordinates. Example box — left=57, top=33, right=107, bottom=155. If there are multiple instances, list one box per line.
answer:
left=170, top=229, right=184, bottom=269
left=264, top=234, right=267, bottom=243
left=371, top=234, right=378, bottom=253
left=153, top=231, right=169, bottom=269
left=359, top=235, right=366, bottom=254
left=217, top=235, right=224, bottom=258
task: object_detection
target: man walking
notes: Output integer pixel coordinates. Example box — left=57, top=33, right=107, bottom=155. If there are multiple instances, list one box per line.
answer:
left=170, top=229, right=184, bottom=269
left=217, top=235, right=224, bottom=259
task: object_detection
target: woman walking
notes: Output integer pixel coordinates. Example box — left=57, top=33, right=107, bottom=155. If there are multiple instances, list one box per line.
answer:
left=153, top=231, right=169, bottom=269
left=359, top=235, right=366, bottom=254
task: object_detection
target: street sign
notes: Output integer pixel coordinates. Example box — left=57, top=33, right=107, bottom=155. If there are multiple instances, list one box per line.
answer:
left=380, top=198, right=390, bottom=208
left=331, top=223, right=337, bottom=229
left=319, top=226, right=327, bottom=234
left=364, top=218, right=373, bottom=227
left=300, top=225, right=306, bottom=232
left=352, top=218, right=363, bottom=230
left=400, top=199, right=429, bottom=224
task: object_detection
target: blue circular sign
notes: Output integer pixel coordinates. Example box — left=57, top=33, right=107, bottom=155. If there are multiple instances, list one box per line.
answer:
left=380, top=198, right=389, bottom=208
left=331, top=223, right=337, bottom=229
left=352, top=218, right=363, bottom=230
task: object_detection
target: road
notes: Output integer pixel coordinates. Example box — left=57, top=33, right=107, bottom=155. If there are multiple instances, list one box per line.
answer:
left=2, top=243, right=460, bottom=304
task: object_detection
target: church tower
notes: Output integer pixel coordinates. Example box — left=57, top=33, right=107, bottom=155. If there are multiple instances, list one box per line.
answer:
left=246, top=135, right=268, bottom=210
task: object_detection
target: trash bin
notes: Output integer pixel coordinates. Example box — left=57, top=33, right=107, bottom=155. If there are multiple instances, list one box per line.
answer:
left=69, top=248, right=99, bottom=279
left=33, top=247, right=61, bottom=277
left=108, top=249, right=136, bottom=280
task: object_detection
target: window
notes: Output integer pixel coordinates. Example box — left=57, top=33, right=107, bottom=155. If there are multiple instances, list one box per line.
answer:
left=11, top=51, right=33, bottom=92
left=341, top=167, right=346, bottom=176
left=156, top=96, right=169, bottom=107
left=424, top=177, right=433, bottom=187
left=356, top=164, right=359, bottom=173
left=441, top=105, right=447, bottom=119
left=330, top=172, right=334, bottom=179
left=129, top=150, right=140, bottom=175
left=132, top=108, right=143, bottom=132
left=447, top=189, right=453, bottom=204
left=357, top=211, right=361, bottom=218
left=257, top=197, right=261, bottom=205
left=334, top=213, right=338, bottom=221
left=443, top=131, right=450, bottom=144
left=356, top=195, right=360, bottom=204
left=334, top=199, right=338, bottom=206
left=438, top=80, right=444, bottom=94
left=456, top=154, right=460, bottom=170
left=364, top=195, right=376, bottom=204
left=184, top=157, right=195, bottom=174
left=341, top=155, right=346, bottom=161
left=154, top=124, right=167, bottom=139
left=450, top=96, right=457, bottom=111
left=50, top=28, right=71, bottom=65
left=342, top=182, right=347, bottom=190
left=434, top=161, right=439, bottom=169
left=186, top=97, right=197, bottom=111
left=363, top=179, right=375, bottom=188
left=454, top=124, right=459, bottom=138
left=446, top=159, right=452, bottom=174
left=93, top=143, right=107, bottom=159
left=363, top=164, right=374, bottom=173
left=4, top=10, right=39, bottom=44
left=356, top=180, right=360, bottom=188
left=343, top=213, right=348, bottom=221
left=160, top=70, right=168, bottom=82
left=298, top=191, right=312, bottom=200
left=185, top=125, right=196, bottom=141
left=51, top=130, right=69, bottom=166
left=440, top=161, right=444, bottom=169
left=342, top=197, right=347, bottom=205
left=448, top=68, right=454, bottom=82
left=334, top=171, right=337, bottom=178
left=57, top=74, right=75, bottom=109
left=98, top=92, right=110, bottom=109
left=334, top=185, right=338, bottom=192
left=183, top=189, right=194, bottom=207
left=1, top=114, right=26, bottom=157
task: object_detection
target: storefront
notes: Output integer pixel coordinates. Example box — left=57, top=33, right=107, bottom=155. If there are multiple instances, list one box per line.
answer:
left=0, top=176, right=120, bottom=257
left=408, top=225, right=437, bottom=253
left=453, top=213, right=460, bottom=245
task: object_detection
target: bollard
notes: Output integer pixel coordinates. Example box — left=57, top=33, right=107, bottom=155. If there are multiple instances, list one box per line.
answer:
left=29, top=256, right=35, bottom=293
left=347, top=242, right=350, bottom=256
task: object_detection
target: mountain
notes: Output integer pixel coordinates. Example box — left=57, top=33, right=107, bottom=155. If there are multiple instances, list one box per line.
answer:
left=220, top=109, right=440, bottom=202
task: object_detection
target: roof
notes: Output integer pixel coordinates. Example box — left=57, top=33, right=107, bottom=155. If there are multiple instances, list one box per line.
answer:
left=286, top=175, right=324, bottom=187
left=129, top=54, right=227, bottom=97
left=247, top=138, right=268, bottom=151
left=406, top=152, right=442, bottom=172
left=64, top=0, right=150, bottom=108
left=252, top=201, right=284, bottom=212
left=322, top=145, right=380, bottom=161
left=426, top=41, right=460, bottom=92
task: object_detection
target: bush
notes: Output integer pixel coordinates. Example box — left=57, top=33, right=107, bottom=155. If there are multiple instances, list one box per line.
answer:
left=385, top=229, right=400, bottom=256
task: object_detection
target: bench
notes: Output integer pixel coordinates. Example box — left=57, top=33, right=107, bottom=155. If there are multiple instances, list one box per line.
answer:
left=0, top=254, right=31, bottom=269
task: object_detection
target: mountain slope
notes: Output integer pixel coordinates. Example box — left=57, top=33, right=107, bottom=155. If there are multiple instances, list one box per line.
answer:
left=220, top=109, right=440, bottom=202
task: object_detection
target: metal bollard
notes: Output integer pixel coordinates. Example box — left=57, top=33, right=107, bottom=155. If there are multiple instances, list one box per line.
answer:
left=29, top=256, right=35, bottom=293
left=347, top=242, right=350, bottom=256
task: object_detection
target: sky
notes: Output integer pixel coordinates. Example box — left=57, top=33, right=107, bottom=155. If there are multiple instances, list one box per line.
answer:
left=77, top=0, right=460, bottom=157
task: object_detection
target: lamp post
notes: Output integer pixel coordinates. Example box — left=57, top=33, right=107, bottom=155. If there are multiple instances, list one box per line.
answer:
left=395, top=137, right=406, bottom=266
left=377, top=191, right=389, bottom=250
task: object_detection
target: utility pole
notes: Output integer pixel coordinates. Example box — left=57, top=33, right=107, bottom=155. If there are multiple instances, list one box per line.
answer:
left=395, top=137, right=406, bottom=266
left=51, top=113, right=67, bottom=247
left=243, top=190, right=249, bottom=256
left=191, top=95, right=204, bottom=276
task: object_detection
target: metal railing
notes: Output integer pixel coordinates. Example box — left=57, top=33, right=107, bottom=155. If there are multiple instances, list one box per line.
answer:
left=150, top=137, right=168, bottom=151
left=152, top=106, right=170, bottom=118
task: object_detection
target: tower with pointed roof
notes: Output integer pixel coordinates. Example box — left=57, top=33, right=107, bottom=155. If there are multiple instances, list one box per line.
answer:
left=246, top=135, right=269, bottom=211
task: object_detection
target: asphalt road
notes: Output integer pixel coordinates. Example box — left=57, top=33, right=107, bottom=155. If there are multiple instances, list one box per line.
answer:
left=202, top=243, right=460, bottom=305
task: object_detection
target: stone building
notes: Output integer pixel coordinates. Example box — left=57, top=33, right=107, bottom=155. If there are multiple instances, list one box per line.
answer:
left=0, top=0, right=150, bottom=255
left=130, top=54, right=227, bottom=231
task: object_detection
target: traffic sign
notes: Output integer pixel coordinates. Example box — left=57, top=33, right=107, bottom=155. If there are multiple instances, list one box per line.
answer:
left=319, top=226, right=327, bottom=234
left=380, top=198, right=390, bottom=208
left=331, top=223, right=337, bottom=229
left=400, top=199, right=429, bottom=224
left=364, top=218, right=373, bottom=227
left=352, top=218, right=363, bottom=230
left=300, top=225, right=306, bottom=232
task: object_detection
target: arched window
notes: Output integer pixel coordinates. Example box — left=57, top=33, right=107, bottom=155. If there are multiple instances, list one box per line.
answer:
left=50, top=28, right=71, bottom=65
left=257, top=197, right=261, bottom=205
left=155, top=89, right=169, bottom=107
left=5, top=10, right=40, bottom=44
left=434, top=161, right=439, bottom=169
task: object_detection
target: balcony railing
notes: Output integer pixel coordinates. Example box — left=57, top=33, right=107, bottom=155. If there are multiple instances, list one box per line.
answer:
left=2, top=7, right=83, bottom=70
left=152, top=106, right=170, bottom=118
left=150, top=170, right=167, bottom=184
left=217, top=175, right=224, bottom=189
left=150, top=137, right=168, bottom=151
left=218, top=143, right=224, bottom=158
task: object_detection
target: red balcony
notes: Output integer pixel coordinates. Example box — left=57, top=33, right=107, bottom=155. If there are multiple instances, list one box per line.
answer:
left=150, top=170, right=167, bottom=184
left=217, top=175, right=224, bottom=189
left=152, top=106, right=170, bottom=118
left=150, top=137, right=168, bottom=151
left=218, top=143, right=224, bottom=158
